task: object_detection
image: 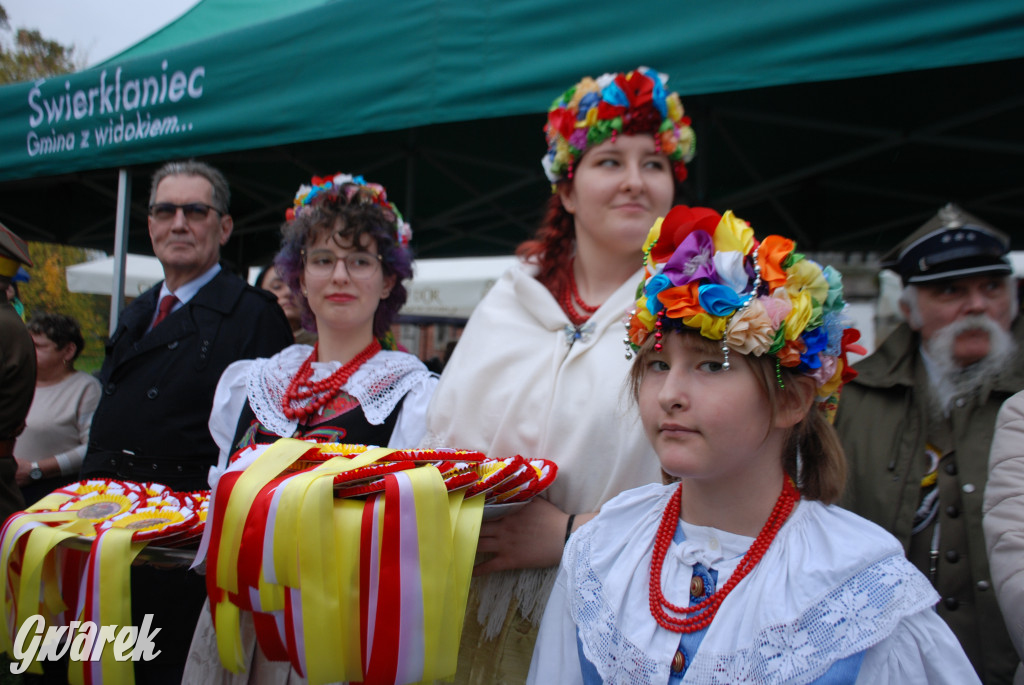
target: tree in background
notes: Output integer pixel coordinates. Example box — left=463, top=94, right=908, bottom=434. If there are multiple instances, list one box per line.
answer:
left=0, top=5, right=103, bottom=369
left=0, top=3, right=79, bottom=85
left=20, top=242, right=110, bottom=372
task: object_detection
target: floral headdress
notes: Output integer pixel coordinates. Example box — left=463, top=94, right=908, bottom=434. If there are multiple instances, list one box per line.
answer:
left=542, top=66, right=696, bottom=185
left=626, top=205, right=865, bottom=412
left=285, top=172, right=412, bottom=249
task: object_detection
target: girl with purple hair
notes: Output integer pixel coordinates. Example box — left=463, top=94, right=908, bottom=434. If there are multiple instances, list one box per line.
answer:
left=184, top=173, right=435, bottom=682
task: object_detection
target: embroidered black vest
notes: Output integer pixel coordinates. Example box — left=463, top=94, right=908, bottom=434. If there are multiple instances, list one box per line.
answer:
left=231, top=391, right=403, bottom=454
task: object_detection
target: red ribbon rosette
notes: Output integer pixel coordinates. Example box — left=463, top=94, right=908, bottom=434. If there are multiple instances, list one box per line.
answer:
left=56, top=481, right=144, bottom=524
left=103, top=502, right=198, bottom=543
left=332, top=462, right=418, bottom=498
left=329, top=450, right=488, bottom=499
left=158, top=492, right=210, bottom=546
left=493, top=459, right=559, bottom=504
left=465, top=456, right=527, bottom=499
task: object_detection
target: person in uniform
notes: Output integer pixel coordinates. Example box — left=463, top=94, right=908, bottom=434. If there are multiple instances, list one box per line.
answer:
left=836, top=204, right=1023, bottom=683
left=0, top=222, right=33, bottom=523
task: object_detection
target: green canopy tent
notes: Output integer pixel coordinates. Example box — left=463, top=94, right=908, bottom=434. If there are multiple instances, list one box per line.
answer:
left=0, top=0, right=1021, bottom=298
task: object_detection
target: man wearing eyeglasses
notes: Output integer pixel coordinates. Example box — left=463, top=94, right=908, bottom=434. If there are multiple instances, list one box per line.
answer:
left=80, top=159, right=292, bottom=684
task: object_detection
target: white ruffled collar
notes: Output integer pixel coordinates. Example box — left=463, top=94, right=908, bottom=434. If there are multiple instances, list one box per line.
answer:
left=245, top=345, right=432, bottom=438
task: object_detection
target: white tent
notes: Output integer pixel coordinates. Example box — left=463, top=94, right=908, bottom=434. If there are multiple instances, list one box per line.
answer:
left=402, top=256, right=516, bottom=319
left=68, top=253, right=517, bottom=320
left=65, top=254, right=164, bottom=297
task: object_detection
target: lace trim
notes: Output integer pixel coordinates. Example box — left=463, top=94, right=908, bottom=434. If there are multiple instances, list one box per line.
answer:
left=346, top=351, right=433, bottom=425
left=570, top=521, right=937, bottom=685
left=568, top=529, right=666, bottom=683
left=246, top=346, right=431, bottom=438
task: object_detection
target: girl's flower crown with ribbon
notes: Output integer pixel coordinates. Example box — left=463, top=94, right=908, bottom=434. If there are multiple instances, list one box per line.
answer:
left=542, top=66, right=697, bottom=186
left=625, top=205, right=865, bottom=409
left=285, top=172, right=412, bottom=248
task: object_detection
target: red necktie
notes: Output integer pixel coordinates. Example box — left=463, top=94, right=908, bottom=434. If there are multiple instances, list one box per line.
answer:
left=151, top=294, right=178, bottom=329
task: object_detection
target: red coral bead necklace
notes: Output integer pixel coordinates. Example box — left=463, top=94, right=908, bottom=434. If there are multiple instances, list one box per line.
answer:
left=649, top=477, right=799, bottom=633
left=281, top=339, right=381, bottom=421
left=559, top=259, right=600, bottom=326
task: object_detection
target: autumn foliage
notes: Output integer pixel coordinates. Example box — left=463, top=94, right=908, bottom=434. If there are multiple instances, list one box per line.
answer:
left=19, top=242, right=109, bottom=372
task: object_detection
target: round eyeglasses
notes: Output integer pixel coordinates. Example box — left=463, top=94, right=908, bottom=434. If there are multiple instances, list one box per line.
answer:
left=302, top=249, right=382, bottom=280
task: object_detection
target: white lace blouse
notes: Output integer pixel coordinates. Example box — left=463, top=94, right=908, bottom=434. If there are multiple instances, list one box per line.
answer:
left=528, top=483, right=981, bottom=685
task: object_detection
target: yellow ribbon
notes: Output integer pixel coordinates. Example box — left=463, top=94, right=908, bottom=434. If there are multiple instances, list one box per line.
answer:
left=16, top=521, right=93, bottom=637
left=213, top=441, right=391, bottom=673
left=213, top=439, right=317, bottom=672
left=410, top=466, right=449, bottom=680
left=213, top=599, right=244, bottom=673
left=216, top=439, right=316, bottom=595
left=6, top=520, right=90, bottom=675
left=25, top=492, right=74, bottom=513
left=272, top=448, right=392, bottom=588
left=206, top=440, right=487, bottom=682
left=0, top=511, right=93, bottom=659
left=1, top=502, right=151, bottom=682
left=283, top=447, right=395, bottom=682
left=331, top=497, right=365, bottom=678
left=97, top=528, right=147, bottom=684
left=433, top=492, right=483, bottom=680
left=295, top=467, right=356, bottom=683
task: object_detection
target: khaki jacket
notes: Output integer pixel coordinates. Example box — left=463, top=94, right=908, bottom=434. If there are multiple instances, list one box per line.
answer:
left=836, top=318, right=1024, bottom=684
left=984, top=390, right=1024, bottom=685
left=0, top=301, right=32, bottom=520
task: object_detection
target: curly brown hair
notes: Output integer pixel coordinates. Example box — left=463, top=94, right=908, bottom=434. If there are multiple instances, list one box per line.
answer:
left=274, top=197, right=412, bottom=338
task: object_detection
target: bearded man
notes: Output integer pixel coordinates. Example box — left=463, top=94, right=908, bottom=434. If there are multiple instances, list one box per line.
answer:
left=837, top=204, right=1023, bottom=684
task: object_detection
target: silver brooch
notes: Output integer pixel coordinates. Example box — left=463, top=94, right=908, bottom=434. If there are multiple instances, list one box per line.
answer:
left=563, top=322, right=596, bottom=346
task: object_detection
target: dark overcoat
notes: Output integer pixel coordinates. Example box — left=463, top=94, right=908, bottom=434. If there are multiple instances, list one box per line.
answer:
left=81, top=268, right=292, bottom=491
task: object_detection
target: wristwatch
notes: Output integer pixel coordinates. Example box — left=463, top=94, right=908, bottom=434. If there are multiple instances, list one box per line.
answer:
left=29, top=462, right=43, bottom=481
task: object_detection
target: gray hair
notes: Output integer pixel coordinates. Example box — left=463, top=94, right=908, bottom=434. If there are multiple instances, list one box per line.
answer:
left=899, top=285, right=923, bottom=329
left=149, top=160, right=231, bottom=214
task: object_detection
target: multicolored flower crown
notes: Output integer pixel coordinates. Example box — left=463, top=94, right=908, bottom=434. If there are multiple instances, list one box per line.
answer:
left=626, top=205, right=865, bottom=405
left=286, top=172, right=412, bottom=248
left=542, top=66, right=697, bottom=185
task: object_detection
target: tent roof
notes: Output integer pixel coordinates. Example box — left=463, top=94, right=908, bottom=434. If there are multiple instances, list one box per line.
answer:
left=101, top=0, right=332, bottom=65
left=5, top=0, right=1022, bottom=181
left=0, top=0, right=1022, bottom=262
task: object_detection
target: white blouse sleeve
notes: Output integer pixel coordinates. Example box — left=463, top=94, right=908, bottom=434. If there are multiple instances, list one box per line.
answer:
left=207, top=359, right=253, bottom=489
left=528, top=563, right=584, bottom=685
left=386, top=373, right=438, bottom=449
left=856, top=608, right=981, bottom=685
left=55, top=376, right=101, bottom=475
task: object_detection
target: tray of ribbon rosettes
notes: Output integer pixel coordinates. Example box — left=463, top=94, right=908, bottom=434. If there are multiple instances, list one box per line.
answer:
left=228, top=439, right=557, bottom=503
left=204, top=438, right=557, bottom=685
left=0, top=479, right=210, bottom=681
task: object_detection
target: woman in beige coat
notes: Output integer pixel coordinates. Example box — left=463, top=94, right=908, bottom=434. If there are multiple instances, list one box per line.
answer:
left=984, top=389, right=1024, bottom=685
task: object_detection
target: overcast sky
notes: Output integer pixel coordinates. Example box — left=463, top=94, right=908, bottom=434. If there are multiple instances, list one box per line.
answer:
left=4, top=0, right=201, bottom=66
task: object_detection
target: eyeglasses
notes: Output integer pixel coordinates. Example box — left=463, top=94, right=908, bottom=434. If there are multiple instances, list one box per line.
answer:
left=302, top=249, right=382, bottom=280
left=148, top=202, right=223, bottom=222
